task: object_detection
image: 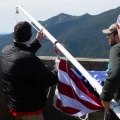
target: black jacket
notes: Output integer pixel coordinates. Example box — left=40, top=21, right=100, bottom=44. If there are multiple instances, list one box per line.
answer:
left=0, top=39, right=58, bottom=112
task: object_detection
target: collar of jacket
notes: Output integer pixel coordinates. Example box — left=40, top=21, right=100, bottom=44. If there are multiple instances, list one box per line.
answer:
left=12, top=41, right=29, bottom=50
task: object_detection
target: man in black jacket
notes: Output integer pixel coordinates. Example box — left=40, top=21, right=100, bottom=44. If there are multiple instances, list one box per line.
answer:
left=0, top=21, right=58, bottom=120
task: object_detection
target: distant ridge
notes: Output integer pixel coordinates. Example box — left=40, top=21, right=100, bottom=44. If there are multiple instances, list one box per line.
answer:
left=0, top=6, right=120, bottom=58
left=0, top=33, right=10, bottom=35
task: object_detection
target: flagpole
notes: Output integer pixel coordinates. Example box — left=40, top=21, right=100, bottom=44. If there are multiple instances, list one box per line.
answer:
left=17, top=5, right=120, bottom=118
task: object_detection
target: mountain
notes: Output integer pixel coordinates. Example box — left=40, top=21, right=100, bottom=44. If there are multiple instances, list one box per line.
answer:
left=0, top=32, right=10, bottom=35
left=0, top=7, right=120, bottom=58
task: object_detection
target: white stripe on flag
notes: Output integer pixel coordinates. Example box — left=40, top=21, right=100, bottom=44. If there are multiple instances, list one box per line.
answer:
left=58, top=69, right=99, bottom=105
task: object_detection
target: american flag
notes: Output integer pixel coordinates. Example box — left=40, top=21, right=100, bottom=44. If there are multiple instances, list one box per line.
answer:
left=53, top=59, right=106, bottom=117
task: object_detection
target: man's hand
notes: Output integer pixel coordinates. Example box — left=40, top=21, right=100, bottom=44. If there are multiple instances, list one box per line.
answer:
left=36, top=29, right=46, bottom=42
left=101, top=100, right=110, bottom=109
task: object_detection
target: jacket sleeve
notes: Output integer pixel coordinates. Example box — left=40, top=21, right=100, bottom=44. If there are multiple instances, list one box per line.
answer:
left=28, top=38, right=41, bottom=54
left=100, top=45, right=120, bottom=102
left=24, top=55, right=58, bottom=88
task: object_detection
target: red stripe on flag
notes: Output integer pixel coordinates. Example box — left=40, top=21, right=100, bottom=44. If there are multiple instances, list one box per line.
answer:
left=58, top=82, right=103, bottom=110
left=58, top=59, right=103, bottom=107
left=56, top=99, right=80, bottom=114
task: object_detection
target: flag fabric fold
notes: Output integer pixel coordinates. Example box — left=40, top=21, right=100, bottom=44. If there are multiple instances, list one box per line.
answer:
left=53, top=59, right=106, bottom=117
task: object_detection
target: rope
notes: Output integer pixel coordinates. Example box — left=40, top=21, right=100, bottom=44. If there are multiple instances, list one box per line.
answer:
left=15, top=8, right=19, bottom=25
left=19, top=12, right=39, bottom=32
left=15, top=9, right=51, bottom=41
left=47, top=87, right=51, bottom=98
left=15, top=8, right=39, bottom=31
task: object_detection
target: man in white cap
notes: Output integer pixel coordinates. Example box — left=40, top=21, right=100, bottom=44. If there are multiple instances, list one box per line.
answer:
left=102, top=23, right=118, bottom=46
left=100, top=23, right=120, bottom=120
left=102, top=23, right=118, bottom=73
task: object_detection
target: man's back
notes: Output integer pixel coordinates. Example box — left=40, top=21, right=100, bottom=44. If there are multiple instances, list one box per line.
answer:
left=0, top=21, right=58, bottom=120
left=1, top=41, right=58, bottom=112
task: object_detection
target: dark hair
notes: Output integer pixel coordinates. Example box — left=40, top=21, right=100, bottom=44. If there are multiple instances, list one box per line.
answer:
left=113, top=30, right=118, bottom=35
left=14, top=21, right=32, bottom=42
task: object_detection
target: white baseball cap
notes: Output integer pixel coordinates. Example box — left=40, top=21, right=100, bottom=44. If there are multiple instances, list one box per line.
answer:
left=102, top=23, right=117, bottom=34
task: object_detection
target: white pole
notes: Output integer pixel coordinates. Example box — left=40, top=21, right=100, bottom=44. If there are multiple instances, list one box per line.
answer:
left=17, top=5, right=120, bottom=118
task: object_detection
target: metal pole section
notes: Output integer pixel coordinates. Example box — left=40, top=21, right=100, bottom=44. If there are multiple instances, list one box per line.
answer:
left=17, top=5, right=120, bottom=118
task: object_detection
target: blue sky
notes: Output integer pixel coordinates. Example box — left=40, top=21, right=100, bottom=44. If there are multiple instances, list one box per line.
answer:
left=0, top=0, right=120, bottom=33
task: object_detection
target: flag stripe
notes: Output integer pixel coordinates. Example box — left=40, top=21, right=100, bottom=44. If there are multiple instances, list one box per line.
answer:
left=54, top=59, right=104, bottom=117
left=58, top=59, right=103, bottom=106
left=55, top=93, right=98, bottom=116
left=57, top=93, right=94, bottom=112
left=56, top=99, right=80, bottom=114
left=58, top=69, right=100, bottom=105
left=58, top=81, right=103, bottom=110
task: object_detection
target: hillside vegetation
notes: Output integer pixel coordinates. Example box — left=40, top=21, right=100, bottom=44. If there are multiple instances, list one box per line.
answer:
left=0, top=6, right=120, bottom=58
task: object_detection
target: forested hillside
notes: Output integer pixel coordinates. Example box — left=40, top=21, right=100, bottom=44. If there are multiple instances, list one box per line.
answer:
left=0, top=6, right=120, bottom=58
